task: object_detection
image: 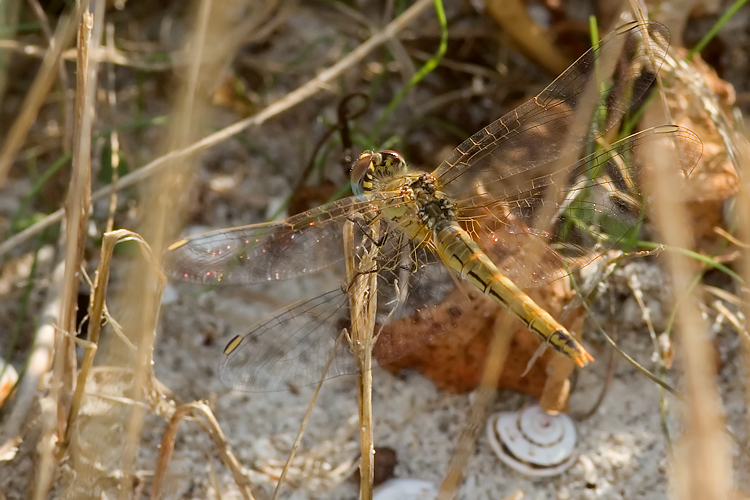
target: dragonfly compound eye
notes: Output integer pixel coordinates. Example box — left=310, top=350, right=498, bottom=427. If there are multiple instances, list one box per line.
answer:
left=351, top=151, right=375, bottom=193
left=380, top=150, right=406, bottom=170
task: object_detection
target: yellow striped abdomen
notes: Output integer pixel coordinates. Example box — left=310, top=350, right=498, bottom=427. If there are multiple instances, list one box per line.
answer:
left=434, top=222, right=594, bottom=367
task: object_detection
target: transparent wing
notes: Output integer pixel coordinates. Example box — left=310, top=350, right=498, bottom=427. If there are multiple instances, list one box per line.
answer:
left=212, top=127, right=705, bottom=391
left=162, top=194, right=394, bottom=284
left=434, top=21, right=669, bottom=192
left=173, top=22, right=703, bottom=391
left=366, top=128, right=702, bottom=370
left=220, top=288, right=356, bottom=391
left=457, top=126, right=703, bottom=287
left=213, top=126, right=703, bottom=391
left=218, top=233, right=465, bottom=390
left=371, top=240, right=463, bottom=364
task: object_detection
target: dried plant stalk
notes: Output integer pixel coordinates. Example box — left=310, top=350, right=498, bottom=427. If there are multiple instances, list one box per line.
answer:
left=344, top=220, right=379, bottom=500
left=152, top=401, right=256, bottom=500
left=734, top=132, right=750, bottom=495
left=484, top=0, right=571, bottom=74
left=0, top=14, right=76, bottom=183
left=272, top=330, right=348, bottom=500
left=642, top=116, right=731, bottom=500
left=437, top=314, right=513, bottom=499
left=34, top=7, right=101, bottom=499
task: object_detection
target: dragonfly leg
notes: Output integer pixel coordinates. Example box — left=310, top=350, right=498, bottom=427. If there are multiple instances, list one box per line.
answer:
left=346, top=214, right=389, bottom=247
left=344, top=266, right=379, bottom=293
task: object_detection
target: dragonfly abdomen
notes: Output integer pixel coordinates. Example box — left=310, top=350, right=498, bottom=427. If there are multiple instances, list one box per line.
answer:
left=433, top=221, right=594, bottom=367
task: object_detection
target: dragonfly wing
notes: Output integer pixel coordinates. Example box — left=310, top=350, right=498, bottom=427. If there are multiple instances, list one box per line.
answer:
left=459, top=126, right=703, bottom=287
left=219, top=237, right=458, bottom=390
left=371, top=239, right=463, bottom=364
left=163, top=195, right=389, bottom=284
left=434, top=22, right=669, bottom=192
left=220, top=288, right=356, bottom=391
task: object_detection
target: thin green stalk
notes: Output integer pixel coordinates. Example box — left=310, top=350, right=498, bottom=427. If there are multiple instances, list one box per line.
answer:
left=687, top=0, right=749, bottom=60
left=636, top=240, right=743, bottom=285
left=588, top=16, right=599, bottom=47
left=371, top=0, right=447, bottom=140
left=567, top=266, right=681, bottom=398
left=9, top=152, right=72, bottom=235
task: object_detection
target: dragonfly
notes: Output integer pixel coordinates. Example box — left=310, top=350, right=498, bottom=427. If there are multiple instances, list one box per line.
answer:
left=163, top=22, right=703, bottom=392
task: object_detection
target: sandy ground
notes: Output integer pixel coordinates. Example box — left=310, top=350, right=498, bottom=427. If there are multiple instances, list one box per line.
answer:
left=151, top=255, right=746, bottom=500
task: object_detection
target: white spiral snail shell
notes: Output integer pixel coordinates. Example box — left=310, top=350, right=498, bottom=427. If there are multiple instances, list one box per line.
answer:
left=487, top=404, right=577, bottom=477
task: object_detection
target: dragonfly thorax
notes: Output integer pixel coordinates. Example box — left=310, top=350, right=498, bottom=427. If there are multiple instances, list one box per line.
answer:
left=377, top=169, right=458, bottom=244
left=410, top=174, right=456, bottom=229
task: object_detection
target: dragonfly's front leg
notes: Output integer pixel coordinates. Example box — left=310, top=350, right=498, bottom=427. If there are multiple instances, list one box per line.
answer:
left=346, top=213, right=389, bottom=248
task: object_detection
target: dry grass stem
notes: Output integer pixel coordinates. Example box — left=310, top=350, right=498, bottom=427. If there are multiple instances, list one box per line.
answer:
left=55, top=0, right=100, bottom=436
left=26, top=0, right=72, bottom=149
left=104, top=22, right=120, bottom=233
left=438, top=314, right=514, bottom=500
left=0, top=13, right=76, bottom=184
left=627, top=271, right=662, bottom=361
left=152, top=401, right=257, bottom=500
left=63, top=230, right=142, bottom=456
left=644, top=119, right=731, bottom=500
left=115, top=0, right=220, bottom=494
left=0, top=0, right=435, bottom=258
left=32, top=6, right=102, bottom=499
left=190, top=402, right=257, bottom=499
left=344, top=220, right=379, bottom=500
left=636, top=7, right=733, bottom=494
left=0, top=38, right=177, bottom=70
left=272, top=329, right=348, bottom=500
left=539, top=354, right=574, bottom=414
left=733, top=131, right=750, bottom=493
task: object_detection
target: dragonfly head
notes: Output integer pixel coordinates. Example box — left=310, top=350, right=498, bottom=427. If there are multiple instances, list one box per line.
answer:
left=351, top=150, right=407, bottom=196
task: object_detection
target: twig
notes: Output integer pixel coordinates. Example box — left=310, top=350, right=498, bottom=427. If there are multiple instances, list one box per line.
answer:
left=272, top=329, right=348, bottom=500
left=0, top=13, right=76, bottom=185
left=0, top=0, right=435, bottom=258
left=152, top=401, right=256, bottom=500
left=26, top=0, right=73, bottom=150
left=344, top=220, right=379, bottom=500
left=437, top=312, right=514, bottom=500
